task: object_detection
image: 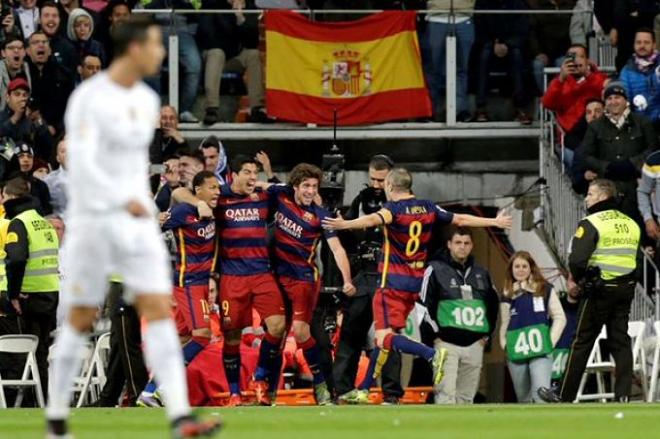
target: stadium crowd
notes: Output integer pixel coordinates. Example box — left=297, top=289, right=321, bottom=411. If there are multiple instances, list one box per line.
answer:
left=0, top=0, right=655, bottom=410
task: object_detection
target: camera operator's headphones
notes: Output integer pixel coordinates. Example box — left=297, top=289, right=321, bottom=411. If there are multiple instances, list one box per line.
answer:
left=370, top=154, right=394, bottom=168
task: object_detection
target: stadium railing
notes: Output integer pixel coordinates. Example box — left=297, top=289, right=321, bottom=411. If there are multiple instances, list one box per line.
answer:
left=134, top=7, right=601, bottom=128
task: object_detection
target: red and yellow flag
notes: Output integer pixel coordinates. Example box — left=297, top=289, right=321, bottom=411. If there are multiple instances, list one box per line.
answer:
left=265, top=11, right=432, bottom=125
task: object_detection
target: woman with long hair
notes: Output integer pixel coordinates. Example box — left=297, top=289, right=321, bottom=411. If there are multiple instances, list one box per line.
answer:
left=499, top=251, right=566, bottom=403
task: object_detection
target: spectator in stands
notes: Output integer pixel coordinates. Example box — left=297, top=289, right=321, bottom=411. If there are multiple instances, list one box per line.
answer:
left=145, top=0, right=202, bottom=123
left=9, top=143, right=52, bottom=215
left=620, top=29, right=660, bottom=127
left=97, top=0, right=131, bottom=63
left=197, top=0, right=271, bottom=124
left=0, top=35, right=31, bottom=111
left=40, top=2, right=79, bottom=73
left=149, top=105, right=189, bottom=166
left=57, top=0, right=99, bottom=32
left=529, top=0, right=576, bottom=94
left=610, top=0, right=659, bottom=72
left=499, top=251, right=565, bottom=403
left=43, top=139, right=66, bottom=218
left=26, top=31, right=74, bottom=135
left=570, top=98, right=604, bottom=193
left=542, top=44, right=607, bottom=161
left=638, top=149, right=660, bottom=242
left=0, top=2, right=20, bottom=49
left=569, top=0, right=594, bottom=47
left=77, top=53, right=101, bottom=83
left=420, top=227, right=499, bottom=404
left=66, top=8, right=106, bottom=66
left=473, top=0, right=533, bottom=124
left=0, top=78, right=54, bottom=160
left=199, top=136, right=221, bottom=173
left=577, top=81, right=657, bottom=223
left=15, top=0, right=39, bottom=40
left=420, top=0, right=475, bottom=122
left=31, top=156, right=49, bottom=180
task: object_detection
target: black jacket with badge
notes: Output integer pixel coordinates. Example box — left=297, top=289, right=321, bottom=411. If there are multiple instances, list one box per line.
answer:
left=421, top=250, right=499, bottom=347
left=569, top=198, right=643, bottom=283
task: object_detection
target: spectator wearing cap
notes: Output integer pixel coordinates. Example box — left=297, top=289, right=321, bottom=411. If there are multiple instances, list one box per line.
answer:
left=619, top=28, right=660, bottom=128
left=15, top=0, right=39, bottom=40
left=542, top=44, right=608, bottom=163
left=43, top=139, right=66, bottom=217
left=576, top=81, right=657, bottom=223
left=26, top=31, right=75, bottom=135
left=0, top=78, right=54, bottom=159
left=9, top=143, right=52, bottom=215
left=31, top=156, right=49, bottom=180
left=77, top=53, right=101, bottom=83
left=39, top=1, right=79, bottom=73
left=66, top=8, right=106, bottom=66
left=0, top=34, right=32, bottom=111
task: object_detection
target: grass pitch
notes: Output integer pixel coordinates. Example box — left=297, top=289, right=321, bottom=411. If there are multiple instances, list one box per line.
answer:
left=1, top=404, right=658, bottom=439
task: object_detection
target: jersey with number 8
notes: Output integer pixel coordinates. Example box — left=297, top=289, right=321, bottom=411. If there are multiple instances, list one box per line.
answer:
left=378, top=198, right=454, bottom=294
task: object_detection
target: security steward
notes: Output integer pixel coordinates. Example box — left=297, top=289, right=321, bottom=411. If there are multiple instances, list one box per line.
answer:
left=539, top=178, right=641, bottom=403
left=3, top=176, right=60, bottom=394
left=333, top=154, right=404, bottom=404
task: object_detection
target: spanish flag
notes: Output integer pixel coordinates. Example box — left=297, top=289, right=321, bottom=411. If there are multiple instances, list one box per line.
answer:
left=265, top=11, right=432, bottom=126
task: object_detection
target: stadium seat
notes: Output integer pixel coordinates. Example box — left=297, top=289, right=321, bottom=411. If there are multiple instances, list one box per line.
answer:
left=646, top=321, right=660, bottom=402
left=0, top=334, right=44, bottom=408
left=76, top=332, right=111, bottom=407
left=575, top=322, right=647, bottom=402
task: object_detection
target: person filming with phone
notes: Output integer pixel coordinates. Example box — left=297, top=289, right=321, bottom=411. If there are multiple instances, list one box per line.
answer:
left=542, top=44, right=608, bottom=169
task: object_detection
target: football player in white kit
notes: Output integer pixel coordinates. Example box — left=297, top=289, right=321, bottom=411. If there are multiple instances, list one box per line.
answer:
left=45, top=16, right=221, bottom=439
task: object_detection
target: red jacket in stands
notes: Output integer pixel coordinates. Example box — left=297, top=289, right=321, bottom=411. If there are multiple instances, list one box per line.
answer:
left=542, top=65, right=608, bottom=133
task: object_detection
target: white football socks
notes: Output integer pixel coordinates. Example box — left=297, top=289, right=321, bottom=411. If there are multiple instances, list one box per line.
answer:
left=46, top=322, right=87, bottom=420
left=143, top=318, right=191, bottom=421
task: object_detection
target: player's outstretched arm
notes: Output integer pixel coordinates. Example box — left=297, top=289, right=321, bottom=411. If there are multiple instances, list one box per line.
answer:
left=322, top=212, right=385, bottom=231
left=326, top=236, right=356, bottom=296
left=452, top=210, right=512, bottom=229
left=172, top=187, right=213, bottom=218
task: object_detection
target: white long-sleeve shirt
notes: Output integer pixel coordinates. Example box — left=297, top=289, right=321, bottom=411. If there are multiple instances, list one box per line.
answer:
left=64, top=72, right=159, bottom=217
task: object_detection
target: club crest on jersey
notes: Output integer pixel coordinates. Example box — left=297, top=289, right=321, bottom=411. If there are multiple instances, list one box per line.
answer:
left=302, top=212, right=314, bottom=223
left=275, top=212, right=303, bottom=238
left=225, top=208, right=260, bottom=222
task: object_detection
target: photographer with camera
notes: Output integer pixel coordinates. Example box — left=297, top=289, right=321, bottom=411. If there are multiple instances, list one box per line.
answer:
left=539, top=179, right=642, bottom=403
left=333, top=154, right=404, bottom=405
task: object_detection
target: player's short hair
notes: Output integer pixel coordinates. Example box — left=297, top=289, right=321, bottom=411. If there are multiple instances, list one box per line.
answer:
left=112, top=15, right=156, bottom=58
left=178, top=149, right=204, bottom=166
left=386, top=168, right=412, bottom=192
left=636, top=27, right=656, bottom=41
left=447, top=226, right=473, bottom=242
left=288, top=163, right=322, bottom=188
left=200, top=136, right=221, bottom=152
left=3, top=176, right=30, bottom=197
left=40, top=1, right=59, bottom=13
left=589, top=178, right=618, bottom=199
left=192, top=170, right=216, bottom=192
left=230, top=155, right=258, bottom=174
left=369, top=154, right=394, bottom=171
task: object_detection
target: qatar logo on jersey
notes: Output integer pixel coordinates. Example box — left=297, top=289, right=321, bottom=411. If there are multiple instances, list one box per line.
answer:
left=275, top=212, right=303, bottom=239
left=225, top=208, right=260, bottom=222
left=196, top=222, right=216, bottom=240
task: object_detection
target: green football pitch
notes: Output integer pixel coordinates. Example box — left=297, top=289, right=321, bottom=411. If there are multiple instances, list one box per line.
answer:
left=1, top=404, right=659, bottom=439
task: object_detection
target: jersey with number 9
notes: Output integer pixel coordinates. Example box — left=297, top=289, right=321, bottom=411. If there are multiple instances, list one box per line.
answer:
left=377, top=198, right=454, bottom=293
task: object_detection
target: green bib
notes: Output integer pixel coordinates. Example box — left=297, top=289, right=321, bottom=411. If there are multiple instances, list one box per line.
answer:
left=438, top=299, right=489, bottom=333
left=552, top=348, right=570, bottom=380
left=506, top=323, right=553, bottom=362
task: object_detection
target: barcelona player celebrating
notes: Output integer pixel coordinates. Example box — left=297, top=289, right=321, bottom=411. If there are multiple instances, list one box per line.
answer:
left=323, top=168, right=512, bottom=402
left=138, top=171, right=220, bottom=407
left=262, top=163, right=356, bottom=405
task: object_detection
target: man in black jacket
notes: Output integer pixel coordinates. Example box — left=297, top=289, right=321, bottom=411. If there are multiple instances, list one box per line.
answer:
left=576, top=81, right=657, bottom=226
left=420, top=227, right=498, bottom=404
left=9, top=143, right=52, bottom=216
left=26, top=31, right=74, bottom=135
left=39, top=2, right=79, bottom=74
left=197, top=0, right=268, bottom=124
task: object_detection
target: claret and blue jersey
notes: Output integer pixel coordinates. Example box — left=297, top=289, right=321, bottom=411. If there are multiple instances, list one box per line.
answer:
left=163, top=203, right=218, bottom=287
left=378, top=198, right=453, bottom=293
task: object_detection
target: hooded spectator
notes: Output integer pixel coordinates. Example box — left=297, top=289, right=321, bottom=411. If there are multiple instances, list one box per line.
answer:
left=67, top=8, right=106, bottom=65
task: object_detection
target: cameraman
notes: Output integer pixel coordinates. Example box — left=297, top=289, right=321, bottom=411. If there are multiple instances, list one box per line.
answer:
left=539, top=179, right=642, bottom=403
left=333, top=154, right=404, bottom=404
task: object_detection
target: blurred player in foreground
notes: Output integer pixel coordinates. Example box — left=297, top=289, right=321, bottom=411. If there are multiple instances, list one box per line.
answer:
left=45, top=16, right=220, bottom=439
